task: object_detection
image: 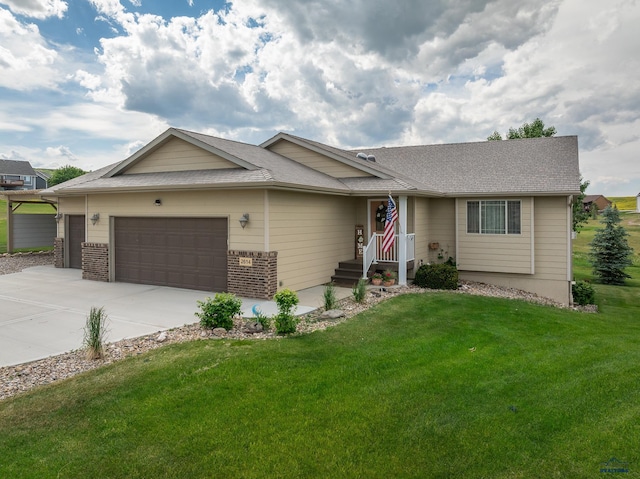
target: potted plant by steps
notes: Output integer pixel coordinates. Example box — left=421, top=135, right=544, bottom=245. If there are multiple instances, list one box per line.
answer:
left=371, top=272, right=383, bottom=286
left=383, top=269, right=397, bottom=286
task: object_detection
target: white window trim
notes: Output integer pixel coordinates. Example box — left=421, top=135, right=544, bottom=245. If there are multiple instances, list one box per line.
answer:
left=466, top=199, right=522, bottom=235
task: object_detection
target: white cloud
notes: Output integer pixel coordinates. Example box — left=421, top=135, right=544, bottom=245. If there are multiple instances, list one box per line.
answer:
left=0, top=98, right=169, bottom=170
left=0, top=0, right=67, bottom=19
left=0, top=8, right=61, bottom=90
left=2, top=0, right=640, bottom=195
left=45, top=145, right=77, bottom=162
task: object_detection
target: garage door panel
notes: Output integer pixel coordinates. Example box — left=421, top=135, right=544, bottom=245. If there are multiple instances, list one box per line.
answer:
left=115, top=217, right=227, bottom=292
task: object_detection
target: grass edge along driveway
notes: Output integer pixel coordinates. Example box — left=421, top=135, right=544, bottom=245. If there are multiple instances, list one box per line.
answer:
left=1, top=291, right=639, bottom=479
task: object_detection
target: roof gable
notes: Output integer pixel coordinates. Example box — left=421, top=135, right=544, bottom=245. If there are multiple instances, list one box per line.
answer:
left=106, top=128, right=259, bottom=177
left=123, top=136, right=241, bottom=174
left=261, top=133, right=391, bottom=180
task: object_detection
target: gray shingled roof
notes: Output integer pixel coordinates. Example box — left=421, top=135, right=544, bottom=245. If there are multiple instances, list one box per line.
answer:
left=354, top=136, right=580, bottom=195
left=42, top=129, right=581, bottom=197
left=0, top=159, right=36, bottom=176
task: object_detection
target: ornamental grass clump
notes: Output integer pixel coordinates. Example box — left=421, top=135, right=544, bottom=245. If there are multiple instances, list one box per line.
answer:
left=83, top=306, right=109, bottom=360
left=323, top=282, right=338, bottom=310
left=274, top=289, right=300, bottom=334
left=195, top=293, right=242, bottom=330
left=252, top=305, right=272, bottom=331
left=352, top=278, right=367, bottom=303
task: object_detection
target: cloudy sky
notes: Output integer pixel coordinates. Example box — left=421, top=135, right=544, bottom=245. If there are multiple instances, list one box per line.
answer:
left=1, top=0, right=639, bottom=195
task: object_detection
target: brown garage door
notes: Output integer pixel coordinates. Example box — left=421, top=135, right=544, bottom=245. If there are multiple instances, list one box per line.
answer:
left=114, top=217, right=227, bottom=292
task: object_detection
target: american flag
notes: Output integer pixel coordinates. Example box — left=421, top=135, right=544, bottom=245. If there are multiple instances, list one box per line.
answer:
left=382, top=195, right=398, bottom=253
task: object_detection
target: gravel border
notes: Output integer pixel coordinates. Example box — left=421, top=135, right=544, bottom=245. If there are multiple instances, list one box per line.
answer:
left=0, top=253, right=596, bottom=401
left=0, top=251, right=53, bottom=275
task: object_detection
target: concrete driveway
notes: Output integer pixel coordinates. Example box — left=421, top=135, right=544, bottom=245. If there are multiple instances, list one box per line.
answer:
left=0, top=265, right=337, bottom=367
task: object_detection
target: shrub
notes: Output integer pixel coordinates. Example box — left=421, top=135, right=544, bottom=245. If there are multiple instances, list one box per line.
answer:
left=352, top=278, right=367, bottom=303
left=274, top=289, right=300, bottom=334
left=413, top=263, right=459, bottom=290
left=195, top=293, right=242, bottom=330
left=323, top=282, right=338, bottom=310
left=572, top=280, right=596, bottom=306
left=84, top=306, right=108, bottom=360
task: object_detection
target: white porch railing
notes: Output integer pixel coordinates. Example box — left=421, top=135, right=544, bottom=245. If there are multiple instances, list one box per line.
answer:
left=362, top=233, right=415, bottom=278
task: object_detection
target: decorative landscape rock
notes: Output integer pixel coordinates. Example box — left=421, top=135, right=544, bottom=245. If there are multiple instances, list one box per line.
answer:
left=212, top=328, right=228, bottom=337
left=244, top=321, right=264, bottom=333
left=156, top=332, right=168, bottom=343
left=319, top=309, right=345, bottom=319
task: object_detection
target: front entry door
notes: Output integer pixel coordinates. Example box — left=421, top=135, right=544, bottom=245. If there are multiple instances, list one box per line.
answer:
left=370, top=198, right=389, bottom=239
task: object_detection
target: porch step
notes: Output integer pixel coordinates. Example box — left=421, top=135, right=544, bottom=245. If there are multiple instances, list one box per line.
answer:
left=331, top=259, right=363, bottom=287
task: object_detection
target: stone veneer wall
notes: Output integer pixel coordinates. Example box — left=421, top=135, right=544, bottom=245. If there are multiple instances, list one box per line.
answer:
left=82, top=242, right=109, bottom=282
left=227, top=250, right=278, bottom=299
left=54, top=237, right=64, bottom=268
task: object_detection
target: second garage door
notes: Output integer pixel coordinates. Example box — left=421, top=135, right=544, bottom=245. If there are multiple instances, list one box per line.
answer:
left=114, top=217, right=228, bottom=292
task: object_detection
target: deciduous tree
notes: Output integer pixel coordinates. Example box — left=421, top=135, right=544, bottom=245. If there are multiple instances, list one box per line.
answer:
left=573, top=176, right=591, bottom=233
left=487, top=117, right=557, bottom=140
left=48, top=165, right=86, bottom=186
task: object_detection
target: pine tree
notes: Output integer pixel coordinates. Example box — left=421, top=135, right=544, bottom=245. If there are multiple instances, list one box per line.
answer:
left=589, top=206, right=634, bottom=284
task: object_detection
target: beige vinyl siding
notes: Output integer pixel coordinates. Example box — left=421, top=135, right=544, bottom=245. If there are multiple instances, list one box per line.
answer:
left=124, top=137, right=241, bottom=174
left=354, top=197, right=368, bottom=232
left=268, top=190, right=358, bottom=291
left=413, top=197, right=430, bottom=270
left=532, top=196, right=569, bottom=280
left=83, top=190, right=265, bottom=252
left=457, top=198, right=532, bottom=274
left=427, top=198, right=456, bottom=264
left=458, top=196, right=572, bottom=304
left=58, top=196, right=86, bottom=239
left=267, top=140, right=371, bottom=178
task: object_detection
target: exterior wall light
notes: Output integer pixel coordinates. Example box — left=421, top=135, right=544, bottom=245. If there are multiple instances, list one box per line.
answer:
left=54, top=213, right=62, bottom=222
left=90, top=213, right=100, bottom=225
left=239, top=213, right=250, bottom=229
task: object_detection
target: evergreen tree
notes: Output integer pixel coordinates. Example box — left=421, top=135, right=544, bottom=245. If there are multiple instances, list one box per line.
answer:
left=589, top=206, right=634, bottom=284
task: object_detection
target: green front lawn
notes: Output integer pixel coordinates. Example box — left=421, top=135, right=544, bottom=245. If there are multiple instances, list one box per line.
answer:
left=1, top=200, right=639, bottom=478
left=2, top=295, right=639, bottom=477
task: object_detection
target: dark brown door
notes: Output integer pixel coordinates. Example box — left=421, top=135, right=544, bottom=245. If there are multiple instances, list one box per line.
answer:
left=114, top=217, right=228, bottom=292
left=67, top=215, right=85, bottom=269
left=370, top=199, right=389, bottom=236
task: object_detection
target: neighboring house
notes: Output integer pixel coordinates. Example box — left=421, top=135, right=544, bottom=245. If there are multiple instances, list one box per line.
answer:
left=41, top=128, right=581, bottom=304
left=36, top=170, right=50, bottom=189
left=0, top=159, right=38, bottom=191
left=583, top=194, right=612, bottom=212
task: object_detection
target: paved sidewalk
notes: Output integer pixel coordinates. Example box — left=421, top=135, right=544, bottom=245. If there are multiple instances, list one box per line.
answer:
left=0, top=265, right=351, bottom=367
